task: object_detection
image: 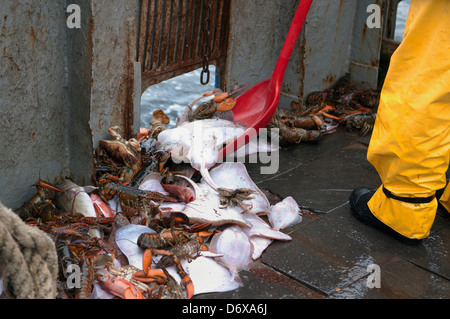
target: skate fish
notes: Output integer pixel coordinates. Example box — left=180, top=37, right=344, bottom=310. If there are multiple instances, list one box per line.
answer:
left=268, top=196, right=302, bottom=230
left=177, top=174, right=252, bottom=228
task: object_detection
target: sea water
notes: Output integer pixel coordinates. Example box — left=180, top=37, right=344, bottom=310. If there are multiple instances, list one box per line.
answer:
left=140, top=66, right=217, bottom=129
left=140, top=2, right=411, bottom=128
left=395, top=0, right=411, bottom=42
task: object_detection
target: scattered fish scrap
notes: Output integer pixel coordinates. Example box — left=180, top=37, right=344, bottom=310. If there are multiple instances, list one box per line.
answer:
left=10, top=88, right=304, bottom=299
left=268, top=76, right=380, bottom=145
left=8, top=80, right=379, bottom=299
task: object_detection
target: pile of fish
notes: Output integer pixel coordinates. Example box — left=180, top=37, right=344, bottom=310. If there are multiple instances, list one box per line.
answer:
left=11, top=88, right=303, bottom=299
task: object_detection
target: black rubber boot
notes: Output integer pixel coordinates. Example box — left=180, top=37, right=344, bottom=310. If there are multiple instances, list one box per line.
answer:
left=349, top=187, right=422, bottom=246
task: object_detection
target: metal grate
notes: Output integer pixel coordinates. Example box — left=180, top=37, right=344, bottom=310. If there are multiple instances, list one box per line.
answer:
left=137, top=0, right=230, bottom=90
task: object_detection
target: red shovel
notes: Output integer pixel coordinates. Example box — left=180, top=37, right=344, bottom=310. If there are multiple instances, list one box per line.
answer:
left=218, top=0, right=314, bottom=159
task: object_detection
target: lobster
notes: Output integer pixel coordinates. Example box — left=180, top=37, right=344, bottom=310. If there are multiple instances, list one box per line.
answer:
left=187, top=87, right=246, bottom=122
left=132, top=227, right=213, bottom=299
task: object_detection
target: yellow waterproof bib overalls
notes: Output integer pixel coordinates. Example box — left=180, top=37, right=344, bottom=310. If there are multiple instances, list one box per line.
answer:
left=367, top=0, right=450, bottom=239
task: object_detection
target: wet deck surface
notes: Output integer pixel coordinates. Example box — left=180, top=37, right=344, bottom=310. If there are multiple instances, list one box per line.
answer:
left=195, top=127, right=450, bottom=299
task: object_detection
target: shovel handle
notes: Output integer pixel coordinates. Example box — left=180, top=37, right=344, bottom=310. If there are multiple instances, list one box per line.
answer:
left=218, top=0, right=314, bottom=159
left=270, top=0, right=314, bottom=90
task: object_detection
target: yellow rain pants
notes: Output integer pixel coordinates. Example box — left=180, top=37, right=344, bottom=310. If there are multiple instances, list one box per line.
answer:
left=367, top=0, right=450, bottom=239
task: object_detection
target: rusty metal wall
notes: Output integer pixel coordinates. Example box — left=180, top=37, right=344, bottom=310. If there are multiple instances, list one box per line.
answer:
left=303, top=0, right=359, bottom=96
left=0, top=0, right=141, bottom=210
left=88, top=0, right=140, bottom=145
left=224, top=1, right=301, bottom=94
left=224, top=0, right=388, bottom=107
left=349, top=0, right=383, bottom=90
left=382, top=0, right=402, bottom=39
left=138, top=0, right=231, bottom=91
left=1, top=2, right=72, bottom=209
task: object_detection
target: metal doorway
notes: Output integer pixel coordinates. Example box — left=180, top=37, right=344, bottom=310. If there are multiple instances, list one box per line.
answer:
left=137, top=0, right=231, bottom=90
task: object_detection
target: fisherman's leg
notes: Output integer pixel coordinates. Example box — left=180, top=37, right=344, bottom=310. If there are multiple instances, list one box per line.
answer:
left=437, top=183, right=450, bottom=216
left=350, top=0, right=450, bottom=242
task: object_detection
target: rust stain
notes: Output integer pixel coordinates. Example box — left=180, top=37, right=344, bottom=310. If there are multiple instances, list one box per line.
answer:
left=298, top=32, right=306, bottom=102
left=30, top=26, right=37, bottom=42
left=361, top=23, right=367, bottom=42
left=342, top=142, right=369, bottom=151
left=88, top=17, right=95, bottom=64
left=87, top=16, right=94, bottom=91
left=3, top=47, right=19, bottom=70
left=338, top=0, right=344, bottom=16
left=384, top=0, right=396, bottom=39
left=123, top=21, right=134, bottom=140
left=97, top=119, right=104, bottom=139
left=301, top=208, right=322, bottom=220
left=323, top=74, right=336, bottom=86
left=249, top=262, right=325, bottom=299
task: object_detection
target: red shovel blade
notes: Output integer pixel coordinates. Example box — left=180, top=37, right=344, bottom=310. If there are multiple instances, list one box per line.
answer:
left=218, top=0, right=314, bottom=159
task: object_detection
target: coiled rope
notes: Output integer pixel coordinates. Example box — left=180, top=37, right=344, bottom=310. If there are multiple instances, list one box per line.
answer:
left=0, top=201, right=58, bottom=299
